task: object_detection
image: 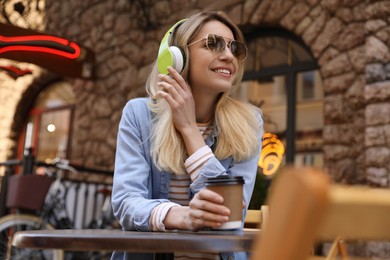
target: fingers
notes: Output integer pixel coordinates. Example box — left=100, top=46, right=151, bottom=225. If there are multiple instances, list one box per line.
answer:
left=157, top=80, right=181, bottom=102
left=188, top=190, right=230, bottom=229
left=157, top=67, right=190, bottom=96
left=166, top=66, right=190, bottom=91
left=189, top=213, right=227, bottom=230
left=196, top=189, right=224, bottom=204
left=157, top=67, right=194, bottom=119
left=156, top=66, right=197, bottom=134
left=157, top=79, right=182, bottom=104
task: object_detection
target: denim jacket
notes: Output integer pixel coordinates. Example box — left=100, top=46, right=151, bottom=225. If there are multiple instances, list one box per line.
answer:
left=111, top=98, right=263, bottom=260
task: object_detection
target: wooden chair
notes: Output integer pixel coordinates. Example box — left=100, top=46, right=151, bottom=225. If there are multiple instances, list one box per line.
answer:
left=313, top=184, right=390, bottom=260
left=250, top=166, right=330, bottom=260
left=244, top=205, right=269, bottom=230
left=250, top=166, right=390, bottom=260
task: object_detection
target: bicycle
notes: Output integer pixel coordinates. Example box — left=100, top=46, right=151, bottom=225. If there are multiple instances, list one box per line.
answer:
left=0, top=158, right=78, bottom=260
left=0, top=152, right=116, bottom=260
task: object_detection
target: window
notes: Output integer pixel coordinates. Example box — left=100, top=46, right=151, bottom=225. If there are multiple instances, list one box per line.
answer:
left=234, top=28, right=323, bottom=168
left=20, top=81, right=75, bottom=162
left=238, top=28, right=324, bottom=209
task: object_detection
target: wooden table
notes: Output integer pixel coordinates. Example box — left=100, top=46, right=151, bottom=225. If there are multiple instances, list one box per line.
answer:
left=12, top=229, right=259, bottom=253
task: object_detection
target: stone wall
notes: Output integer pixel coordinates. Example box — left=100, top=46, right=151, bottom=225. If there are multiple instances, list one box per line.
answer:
left=0, top=62, right=41, bottom=161
left=42, top=0, right=200, bottom=168
left=229, top=0, right=369, bottom=185
left=364, top=2, right=390, bottom=188
left=0, top=1, right=389, bottom=187
left=45, top=0, right=389, bottom=186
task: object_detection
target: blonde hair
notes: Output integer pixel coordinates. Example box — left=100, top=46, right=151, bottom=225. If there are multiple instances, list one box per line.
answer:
left=146, top=11, right=260, bottom=175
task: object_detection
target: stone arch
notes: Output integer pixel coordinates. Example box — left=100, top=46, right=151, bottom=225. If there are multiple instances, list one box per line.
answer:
left=224, top=0, right=367, bottom=183
left=285, top=2, right=366, bottom=184
left=221, top=1, right=389, bottom=257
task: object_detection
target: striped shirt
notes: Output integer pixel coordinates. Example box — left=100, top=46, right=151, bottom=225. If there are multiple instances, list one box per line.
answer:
left=150, top=123, right=219, bottom=259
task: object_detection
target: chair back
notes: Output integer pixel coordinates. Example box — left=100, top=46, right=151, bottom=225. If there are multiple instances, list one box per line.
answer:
left=318, top=185, right=390, bottom=241
left=251, top=167, right=330, bottom=260
left=244, top=205, right=269, bottom=230
left=250, top=166, right=390, bottom=260
left=315, top=184, right=390, bottom=259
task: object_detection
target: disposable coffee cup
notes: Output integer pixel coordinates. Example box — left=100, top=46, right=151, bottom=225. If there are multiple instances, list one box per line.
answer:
left=205, top=176, right=245, bottom=230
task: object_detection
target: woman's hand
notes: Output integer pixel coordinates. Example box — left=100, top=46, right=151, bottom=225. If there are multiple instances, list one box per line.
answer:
left=187, top=189, right=231, bottom=230
left=164, top=189, right=230, bottom=231
left=157, top=66, right=197, bottom=134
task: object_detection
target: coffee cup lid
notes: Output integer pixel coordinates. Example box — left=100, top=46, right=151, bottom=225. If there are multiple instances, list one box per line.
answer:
left=205, top=176, right=245, bottom=185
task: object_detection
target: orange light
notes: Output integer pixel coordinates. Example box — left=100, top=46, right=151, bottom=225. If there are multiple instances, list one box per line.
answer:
left=258, top=133, right=285, bottom=176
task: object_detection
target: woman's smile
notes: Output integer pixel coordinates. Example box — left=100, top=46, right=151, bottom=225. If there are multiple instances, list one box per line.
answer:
left=211, top=66, right=233, bottom=78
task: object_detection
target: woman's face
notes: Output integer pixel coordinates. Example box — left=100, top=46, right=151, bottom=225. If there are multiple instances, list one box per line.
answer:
left=187, top=20, right=240, bottom=97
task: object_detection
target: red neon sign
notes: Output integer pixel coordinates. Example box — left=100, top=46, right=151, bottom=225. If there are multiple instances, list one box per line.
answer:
left=0, top=35, right=81, bottom=59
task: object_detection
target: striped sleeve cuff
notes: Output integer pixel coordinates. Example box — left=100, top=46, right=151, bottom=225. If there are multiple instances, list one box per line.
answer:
left=184, top=145, right=214, bottom=181
left=150, top=202, right=181, bottom=231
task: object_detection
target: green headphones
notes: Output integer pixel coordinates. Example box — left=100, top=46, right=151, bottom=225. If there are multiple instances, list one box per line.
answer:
left=157, top=19, right=187, bottom=75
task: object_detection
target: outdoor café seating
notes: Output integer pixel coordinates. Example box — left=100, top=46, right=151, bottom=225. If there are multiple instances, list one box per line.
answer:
left=10, top=166, right=390, bottom=259
left=250, top=167, right=390, bottom=260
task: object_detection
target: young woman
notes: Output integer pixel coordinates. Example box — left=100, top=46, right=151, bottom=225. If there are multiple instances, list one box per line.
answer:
left=111, top=10, right=264, bottom=260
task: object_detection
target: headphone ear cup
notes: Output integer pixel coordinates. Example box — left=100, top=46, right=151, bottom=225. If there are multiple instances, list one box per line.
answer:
left=169, top=46, right=185, bottom=73
left=157, top=19, right=187, bottom=75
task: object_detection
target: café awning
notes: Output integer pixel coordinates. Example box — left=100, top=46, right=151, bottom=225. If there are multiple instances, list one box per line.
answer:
left=0, top=23, right=94, bottom=79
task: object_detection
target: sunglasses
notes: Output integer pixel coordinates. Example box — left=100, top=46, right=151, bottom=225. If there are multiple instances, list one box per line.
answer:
left=188, top=34, right=247, bottom=62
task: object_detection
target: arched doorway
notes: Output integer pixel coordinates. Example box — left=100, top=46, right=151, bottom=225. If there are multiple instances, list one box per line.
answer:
left=237, top=27, right=323, bottom=168
left=18, top=81, right=75, bottom=162
left=237, top=28, right=324, bottom=208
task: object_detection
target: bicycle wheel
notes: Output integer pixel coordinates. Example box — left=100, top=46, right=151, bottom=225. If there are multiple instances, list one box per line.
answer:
left=0, top=214, right=64, bottom=260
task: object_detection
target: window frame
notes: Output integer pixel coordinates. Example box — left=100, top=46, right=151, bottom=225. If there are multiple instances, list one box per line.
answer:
left=242, top=27, right=320, bottom=163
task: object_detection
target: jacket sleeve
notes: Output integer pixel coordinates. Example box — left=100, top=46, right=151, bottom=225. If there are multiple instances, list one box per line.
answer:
left=111, top=100, right=170, bottom=231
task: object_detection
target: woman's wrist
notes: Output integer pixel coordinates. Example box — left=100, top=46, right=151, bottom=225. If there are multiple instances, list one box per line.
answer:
left=178, top=125, right=199, bottom=138
left=163, top=206, right=191, bottom=230
left=179, top=127, right=207, bottom=155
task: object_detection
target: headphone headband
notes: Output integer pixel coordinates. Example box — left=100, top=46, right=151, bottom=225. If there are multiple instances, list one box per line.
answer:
left=157, top=19, right=187, bottom=74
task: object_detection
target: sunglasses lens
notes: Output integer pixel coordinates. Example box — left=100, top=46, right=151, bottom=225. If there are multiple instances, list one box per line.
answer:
left=231, top=41, right=247, bottom=61
left=206, top=34, right=247, bottom=61
left=206, top=35, right=225, bottom=52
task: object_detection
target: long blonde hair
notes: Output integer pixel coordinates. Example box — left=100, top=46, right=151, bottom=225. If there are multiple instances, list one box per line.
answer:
left=146, top=11, right=260, bottom=175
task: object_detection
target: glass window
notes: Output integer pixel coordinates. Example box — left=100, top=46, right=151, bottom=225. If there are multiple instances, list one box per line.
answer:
left=238, top=76, right=287, bottom=134
left=36, top=108, right=72, bottom=161
left=21, top=81, right=75, bottom=162
left=238, top=28, right=324, bottom=208
left=245, top=35, right=315, bottom=71
left=240, top=28, right=322, bottom=166
left=34, top=82, right=76, bottom=109
left=295, top=70, right=324, bottom=168
left=296, top=70, right=323, bottom=102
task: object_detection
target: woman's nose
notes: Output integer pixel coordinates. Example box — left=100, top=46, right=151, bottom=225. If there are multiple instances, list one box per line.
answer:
left=218, top=46, right=234, bottom=61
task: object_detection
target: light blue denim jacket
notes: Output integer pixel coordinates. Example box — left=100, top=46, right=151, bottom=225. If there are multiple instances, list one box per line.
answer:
left=111, top=98, right=263, bottom=260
